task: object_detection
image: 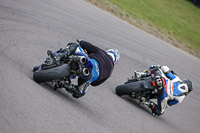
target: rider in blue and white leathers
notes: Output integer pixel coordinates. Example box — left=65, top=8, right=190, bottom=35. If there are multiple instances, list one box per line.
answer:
left=135, top=65, right=193, bottom=116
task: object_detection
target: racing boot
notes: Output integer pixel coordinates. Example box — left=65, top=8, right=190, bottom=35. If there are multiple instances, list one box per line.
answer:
left=139, top=97, right=150, bottom=106
left=63, top=83, right=75, bottom=93
left=72, top=87, right=82, bottom=98
left=63, top=83, right=83, bottom=98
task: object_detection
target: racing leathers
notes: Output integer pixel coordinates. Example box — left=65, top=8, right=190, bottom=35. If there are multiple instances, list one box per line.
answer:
left=157, top=71, right=188, bottom=115
left=138, top=65, right=189, bottom=116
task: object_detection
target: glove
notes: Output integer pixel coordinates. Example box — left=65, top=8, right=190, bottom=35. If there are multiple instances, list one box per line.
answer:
left=149, top=102, right=161, bottom=117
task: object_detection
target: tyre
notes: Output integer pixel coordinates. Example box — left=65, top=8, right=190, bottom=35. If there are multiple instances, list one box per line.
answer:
left=115, top=81, right=145, bottom=96
left=33, top=64, right=71, bottom=83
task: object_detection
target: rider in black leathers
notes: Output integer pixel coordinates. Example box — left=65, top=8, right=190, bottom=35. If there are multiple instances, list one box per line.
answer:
left=45, top=40, right=120, bottom=98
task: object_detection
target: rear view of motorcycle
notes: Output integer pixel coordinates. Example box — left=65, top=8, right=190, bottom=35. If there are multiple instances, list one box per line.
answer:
left=32, top=49, right=90, bottom=91
left=116, top=75, right=157, bottom=101
left=115, top=68, right=166, bottom=116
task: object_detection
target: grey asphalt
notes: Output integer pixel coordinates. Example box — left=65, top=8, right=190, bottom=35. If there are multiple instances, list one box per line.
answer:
left=0, top=0, right=200, bottom=133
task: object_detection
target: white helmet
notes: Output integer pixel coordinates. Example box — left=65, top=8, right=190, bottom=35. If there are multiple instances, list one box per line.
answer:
left=106, top=49, right=120, bottom=64
left=161, top=66, right=170, bottom=73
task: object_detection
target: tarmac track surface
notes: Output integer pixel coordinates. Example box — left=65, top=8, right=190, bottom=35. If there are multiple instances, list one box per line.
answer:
left=0, top=0, right=200, bottom=133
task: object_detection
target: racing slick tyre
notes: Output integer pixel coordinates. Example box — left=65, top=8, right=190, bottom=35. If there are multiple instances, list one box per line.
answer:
left=33, top=64, right=70, bottom=83
left=115, top=81, right=145, bottom=96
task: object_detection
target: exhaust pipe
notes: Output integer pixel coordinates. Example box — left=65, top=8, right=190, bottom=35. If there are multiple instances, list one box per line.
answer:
left=82, top=68, right=90, bottom=76
left=79, top=56, right=87, bottom=64
left=74, top=67, right=90, bottom=76
left=72, top=56, right=87, bottom=64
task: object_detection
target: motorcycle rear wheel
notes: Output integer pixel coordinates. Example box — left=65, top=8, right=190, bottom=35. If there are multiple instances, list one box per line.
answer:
left=33, top=64, right=70, bottom=83
left=115, top=81, right=145, bottom=96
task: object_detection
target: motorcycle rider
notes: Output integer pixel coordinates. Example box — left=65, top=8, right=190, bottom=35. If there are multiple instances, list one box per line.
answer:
left=43, top=40, right=120, bottom=98
left=134, top=65, right=193, bottom=116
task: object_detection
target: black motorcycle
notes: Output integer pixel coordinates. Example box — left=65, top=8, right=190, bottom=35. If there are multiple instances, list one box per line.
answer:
left=33, top=50, right=90, bottom=89
left=115, top=68, right=165, bottom=103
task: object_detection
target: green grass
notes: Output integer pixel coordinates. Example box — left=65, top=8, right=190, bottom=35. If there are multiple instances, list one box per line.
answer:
left=108, top=0, right=200, bottom=54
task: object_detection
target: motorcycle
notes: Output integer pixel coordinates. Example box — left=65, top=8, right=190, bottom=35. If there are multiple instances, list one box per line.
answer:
left=115, top=68, right=166, bottom=104
left=33, top=50, right=90, bottom=90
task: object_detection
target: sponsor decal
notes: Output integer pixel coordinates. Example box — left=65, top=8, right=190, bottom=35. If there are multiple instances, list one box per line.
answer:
left=166, top=80, right=174, bottom=97
left=94, top=62, right=99, bottom=76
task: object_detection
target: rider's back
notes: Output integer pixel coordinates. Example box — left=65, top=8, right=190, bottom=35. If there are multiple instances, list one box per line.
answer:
left=80, top=40, right=114, bottom=86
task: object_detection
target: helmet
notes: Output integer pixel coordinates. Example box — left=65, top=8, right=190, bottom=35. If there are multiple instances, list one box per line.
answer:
left=183, top=79, right=193, bottom=93
left=161, top=66, right=170, bottom=73
left=106, top=49, right=120, bottom=64
left=152, top=75, right=165, bottom=94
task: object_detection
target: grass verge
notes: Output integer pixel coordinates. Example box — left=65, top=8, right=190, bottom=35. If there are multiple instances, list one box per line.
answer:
left=85, top=0, right=200, bottom=58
